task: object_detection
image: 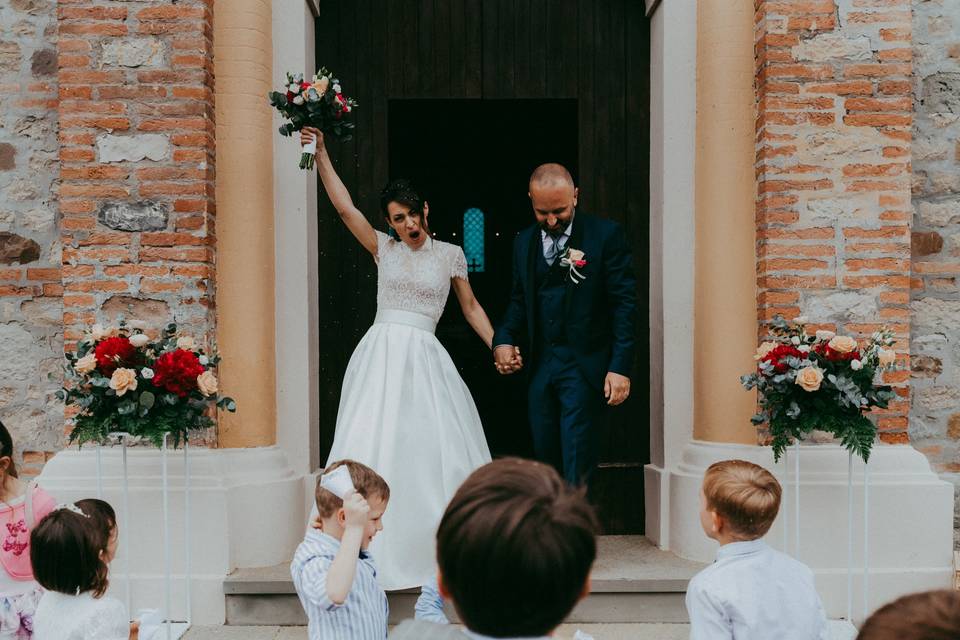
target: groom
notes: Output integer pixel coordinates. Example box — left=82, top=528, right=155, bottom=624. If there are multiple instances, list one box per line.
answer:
left=493, top=163, right=636, bottom=488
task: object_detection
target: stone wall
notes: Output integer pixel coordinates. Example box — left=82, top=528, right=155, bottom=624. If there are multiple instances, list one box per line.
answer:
left=754, top=0, right=914, bottom=443
left=0, top=0, right=64, bottom=469
left=910, top=0, right=960, bottom=545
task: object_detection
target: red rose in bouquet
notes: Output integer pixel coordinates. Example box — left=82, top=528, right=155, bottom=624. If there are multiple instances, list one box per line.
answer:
left=94, top=337, right=137, bottom=375
left=153, top=348, right=205, bottom=398
left=761, top=344, right=803, bottom=373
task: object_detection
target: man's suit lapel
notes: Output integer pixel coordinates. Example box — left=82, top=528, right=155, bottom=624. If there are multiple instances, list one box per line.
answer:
left=525, top=226, right=540, bottom=340
left=563, top=213, right=587, bottom=317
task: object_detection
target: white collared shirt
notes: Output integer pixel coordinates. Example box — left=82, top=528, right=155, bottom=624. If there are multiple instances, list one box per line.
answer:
left=291, top=529, right=389, bottom=640
left=685, top=539, right=829, bottom=640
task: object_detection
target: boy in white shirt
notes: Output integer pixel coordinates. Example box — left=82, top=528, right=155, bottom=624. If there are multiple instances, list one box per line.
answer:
left=291, top=460, right=390, bottom=640
left=686, top=459, right=829, bottom=640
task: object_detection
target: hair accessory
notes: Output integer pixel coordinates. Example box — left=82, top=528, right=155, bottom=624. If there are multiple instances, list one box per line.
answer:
left=54, top=503, right=90, bottom=518
left=319, top=466, right=355, bottom=500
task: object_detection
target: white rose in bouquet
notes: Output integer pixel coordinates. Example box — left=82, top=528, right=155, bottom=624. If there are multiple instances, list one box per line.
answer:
left=75, top=353, right=97, bottom=374
left=129, top=333, right=150, bottom=348
left=177, top=336, right=197, bottom=351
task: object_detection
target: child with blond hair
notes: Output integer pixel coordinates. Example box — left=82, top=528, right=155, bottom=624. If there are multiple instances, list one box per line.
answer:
left=686, top=459, right=829, bottom=640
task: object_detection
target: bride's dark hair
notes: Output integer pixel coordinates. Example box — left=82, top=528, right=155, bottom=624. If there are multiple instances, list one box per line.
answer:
left=379, top=179, right=430, bottom=234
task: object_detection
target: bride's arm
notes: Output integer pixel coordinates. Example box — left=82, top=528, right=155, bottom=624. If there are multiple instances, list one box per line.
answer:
left=301, top=127, right=377, bottom=256
left=452, top=277, right=495, bottom=350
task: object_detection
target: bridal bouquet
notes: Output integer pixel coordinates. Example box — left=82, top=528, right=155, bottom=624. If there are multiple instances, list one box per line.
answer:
left=740, top=315, right=898, bottom=462
left=268, top=67, right=358, bottom=170
left=56, top=321, right=236, bottom=448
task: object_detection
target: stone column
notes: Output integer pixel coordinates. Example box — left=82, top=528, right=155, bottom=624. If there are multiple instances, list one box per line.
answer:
left=693, top=0, right=758, bottom=444
left=214, top=0, right=277, bottom=447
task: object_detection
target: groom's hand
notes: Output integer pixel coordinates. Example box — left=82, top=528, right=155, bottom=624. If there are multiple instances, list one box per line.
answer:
left=604, top=372, right=631, bottom=406
left=494, top=345, right=522, bottom=374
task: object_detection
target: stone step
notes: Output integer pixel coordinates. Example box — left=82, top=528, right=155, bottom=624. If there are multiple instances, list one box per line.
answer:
left=222, top=536, right=707, bottom=626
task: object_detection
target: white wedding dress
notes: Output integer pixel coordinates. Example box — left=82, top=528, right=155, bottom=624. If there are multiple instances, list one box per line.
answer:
left=324, top=230, right=492, bottom=590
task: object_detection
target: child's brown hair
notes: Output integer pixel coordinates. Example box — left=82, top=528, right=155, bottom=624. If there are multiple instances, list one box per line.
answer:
left=702, top=459, right=781, bottom=539
left=857, top=589, right=960, bottom=640
left=315, top=459, right=390, bottom=519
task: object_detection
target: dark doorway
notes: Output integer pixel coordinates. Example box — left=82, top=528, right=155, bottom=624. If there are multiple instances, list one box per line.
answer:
left=388, top=99, right=577, bottom=459
left=315, top=0, right=650, bottom=533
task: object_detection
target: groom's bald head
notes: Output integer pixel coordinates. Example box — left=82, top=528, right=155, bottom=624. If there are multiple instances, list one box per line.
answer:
left=529, top=163, right=575, bottom=190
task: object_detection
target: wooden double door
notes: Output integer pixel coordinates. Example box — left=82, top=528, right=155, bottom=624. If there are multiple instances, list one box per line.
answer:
left=315, top=0, right=650, bottom=533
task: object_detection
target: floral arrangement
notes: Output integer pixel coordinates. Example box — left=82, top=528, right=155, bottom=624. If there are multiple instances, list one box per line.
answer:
left=740, top=316, right=898, bottom=463
left=559, top=247, right=588, bottom=284
left=56, top=322, right=236, bottom=448
left=268, top=67, right=358, bottom=170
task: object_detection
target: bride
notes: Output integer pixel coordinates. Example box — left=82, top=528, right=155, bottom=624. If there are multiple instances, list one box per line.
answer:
left=301, top=127, right=514, bottom=590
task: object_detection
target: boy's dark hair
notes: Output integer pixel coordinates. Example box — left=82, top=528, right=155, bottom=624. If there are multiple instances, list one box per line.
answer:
left=0, top=419, right=18, bottom=478
left=315, top=459, right=390, bottom=519
left=857, top=589, right=960, bottom=640
left=31, top=506, right=110, bottom=597
left=436, top=457, right=598, bottom=637
left=75, top=498, right=117, bottom=539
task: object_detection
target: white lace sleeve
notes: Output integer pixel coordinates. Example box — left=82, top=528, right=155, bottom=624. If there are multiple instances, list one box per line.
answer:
left=450, top=245, right=469, bottom=281
left=84, top=597, right=129, bottom=640
left=374, top=230, right=393, bottom=262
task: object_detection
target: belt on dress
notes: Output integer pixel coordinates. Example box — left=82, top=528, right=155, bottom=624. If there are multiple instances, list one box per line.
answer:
left=374, top=309, right=438, bottom=333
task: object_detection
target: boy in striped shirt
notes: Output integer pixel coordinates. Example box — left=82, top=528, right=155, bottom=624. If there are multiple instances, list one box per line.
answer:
left=291, top=460, right=391, bottom=640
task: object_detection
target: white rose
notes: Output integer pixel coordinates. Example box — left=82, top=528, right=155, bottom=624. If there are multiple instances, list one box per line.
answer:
left=74, top=353, right=98, bottom=374
left=109, top=368, right=138, bottom=397
left=292, top=95, right=304, bottom=105
left=798, top=345, right=811, bottom=353
left=791, top=336, right=801, bottom=345
left=877, top=348, right=896, bottom=367
left=333, top=83, right=342, bottom=93
left=177, top=336, right=196, bottom=351
left=141, top=367, right=155, bottom=380
left=90, top=323, right=117, bottom=342
left=850, top=359, right=863, bottom=371
left=199, top=355, right=209, bottom=365
left=129, top=334, right=150, bottom=348
left=815, top=330, right=835, bottom=342
left=288, top=83, right=299, bottom=93
left=197, top=370, right=218, bottom=396
left=567, top=248, right=585, bottom=262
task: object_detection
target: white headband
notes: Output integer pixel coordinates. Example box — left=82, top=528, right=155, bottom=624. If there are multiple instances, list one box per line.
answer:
left=54, top=503, right=90, bottom=518
left=319, top=466, right=355, bottom=500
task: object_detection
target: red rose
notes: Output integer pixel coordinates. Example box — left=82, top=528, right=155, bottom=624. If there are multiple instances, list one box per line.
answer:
left=152, top=349, right=205, bottom=398
left=761, top=344, right=803, bottom=373
left=94, top=337, right=137, bottom=375
left=814, top=342, right=859, bottom=362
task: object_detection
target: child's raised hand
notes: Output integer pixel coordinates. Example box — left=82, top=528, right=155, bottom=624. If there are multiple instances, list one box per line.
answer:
left=342, top=490, right=370, bottom=529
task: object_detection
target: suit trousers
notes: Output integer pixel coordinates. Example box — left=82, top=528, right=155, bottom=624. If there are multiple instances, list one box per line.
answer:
left=527, top=347, right=602, bottom=487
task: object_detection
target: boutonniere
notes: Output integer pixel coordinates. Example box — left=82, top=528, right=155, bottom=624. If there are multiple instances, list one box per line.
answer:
left=559, top=247, right=588, bottom=284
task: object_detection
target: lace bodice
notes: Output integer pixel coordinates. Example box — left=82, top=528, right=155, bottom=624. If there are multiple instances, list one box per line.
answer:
left=375, top=231, right=468, bottom=322
left=34, top=591, right=129, bottom=640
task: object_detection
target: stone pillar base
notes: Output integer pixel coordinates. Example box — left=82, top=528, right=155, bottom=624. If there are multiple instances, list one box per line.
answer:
left=38, top=446, right=305, bottom=625
left=646, top=441, right=954, bottom=620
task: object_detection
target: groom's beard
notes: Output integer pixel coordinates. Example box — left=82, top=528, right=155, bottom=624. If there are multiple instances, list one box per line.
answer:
left=540, top=219, right=570, bottom=237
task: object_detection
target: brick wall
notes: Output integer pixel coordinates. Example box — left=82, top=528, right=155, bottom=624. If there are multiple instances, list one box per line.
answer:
left=0, top=0, right=64, bottom=465
left=909, top=0, right=960, bottom=546
left=755, top=0, right=914, bottom=443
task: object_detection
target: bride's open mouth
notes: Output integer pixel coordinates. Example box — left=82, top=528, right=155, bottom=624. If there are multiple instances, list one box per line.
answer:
left=409, top=230, right=421, bottom=240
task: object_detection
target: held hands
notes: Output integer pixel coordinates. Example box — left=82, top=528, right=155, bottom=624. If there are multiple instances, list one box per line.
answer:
left=493, top=345, right=523, bottom=375
left=129, top=621, right=140, bottom=640
left=342, top=490, right=370, bottom=529
left=300, top=126, right=324, bottom=150
left=604, top=372, right=631, bottom=406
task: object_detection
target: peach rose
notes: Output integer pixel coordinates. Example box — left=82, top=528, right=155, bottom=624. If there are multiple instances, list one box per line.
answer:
left=795, top=366, right=824, bottom=392
left=129, top=333, right=150, bottom=348
left=109, top=368, right=138, bottom=397
left=755, top=341, right=777, bottom=360
left=90, top=324, right=118, bottom=342
left=197, top=370, right=218, bottom=396
left=315, top=76, right=329, bottom=95
left=827, top=335, right=857, bottom=353
left=176, top=336, right=196, bottom=351
left=74, top=353, right=97, bottom=374
left=877, top=348, right=896, bottom=367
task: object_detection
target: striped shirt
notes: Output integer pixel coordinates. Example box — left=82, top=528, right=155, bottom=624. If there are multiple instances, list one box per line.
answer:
left=291, top=529, right=389, bottom=640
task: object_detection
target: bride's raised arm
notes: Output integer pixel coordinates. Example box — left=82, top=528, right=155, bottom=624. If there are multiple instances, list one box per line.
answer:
left=301, top=127, right=378, bottom=256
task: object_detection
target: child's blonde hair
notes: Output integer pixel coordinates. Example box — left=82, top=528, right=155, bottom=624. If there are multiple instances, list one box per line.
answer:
left=702, top=459, right=781, bottom=539
left=315, top=459, right=390, bottom=519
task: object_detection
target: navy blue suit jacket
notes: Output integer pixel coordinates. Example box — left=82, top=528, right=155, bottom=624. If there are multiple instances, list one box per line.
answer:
left=493, top=212, right=637, bottom=390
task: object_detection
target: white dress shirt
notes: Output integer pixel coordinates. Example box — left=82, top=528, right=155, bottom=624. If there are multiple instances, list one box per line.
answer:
left=540, top=218, right=574, bottom=265
left=685, top=539, right=829, bottom=640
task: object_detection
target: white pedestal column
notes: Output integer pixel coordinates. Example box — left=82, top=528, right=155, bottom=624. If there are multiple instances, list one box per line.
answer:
left=38, top=446, right=305, bottom=625
left=647, top=441, right=954, bottom=621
